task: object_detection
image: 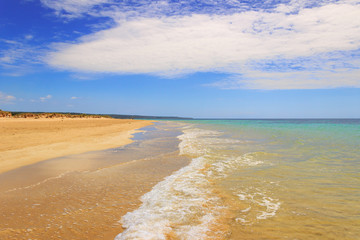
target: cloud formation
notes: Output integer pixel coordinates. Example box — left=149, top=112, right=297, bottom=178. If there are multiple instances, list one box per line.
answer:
left=40, top=0, right=342, bottom=19
left=47, top=1, right=360, bottom=88
left=0, top=91, right=16, bottom=102
left=40, top=94, right=52, bottom=102
left=210, top=69, right=360, bottom=90
left=0, top=39, right=43, bottom=76
left=44, top=0, right=360, bottom=89
left=40, top=0, right=110, bottom=18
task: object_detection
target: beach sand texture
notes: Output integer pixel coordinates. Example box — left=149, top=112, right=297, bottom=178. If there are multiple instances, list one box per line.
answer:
left=0, top=119, right=189, bottom=239
left=0, top=118, right=151, bottom=174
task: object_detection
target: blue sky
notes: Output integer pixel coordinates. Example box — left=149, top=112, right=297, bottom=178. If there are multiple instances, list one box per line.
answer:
left=0, top=0, right=359, bottom=118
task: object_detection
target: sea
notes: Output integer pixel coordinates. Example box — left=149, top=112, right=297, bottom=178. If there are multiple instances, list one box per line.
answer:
left=115, top=119, right=360, bottom=240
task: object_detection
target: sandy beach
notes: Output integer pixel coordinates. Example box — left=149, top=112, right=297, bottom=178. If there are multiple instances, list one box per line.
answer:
left=0, top=118, right=151, bottom=174
left=0, top=119, right=190, bottom=239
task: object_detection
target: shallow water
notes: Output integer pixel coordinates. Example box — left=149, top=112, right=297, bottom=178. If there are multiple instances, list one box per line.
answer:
left=116, top=119, right=360, bottom=239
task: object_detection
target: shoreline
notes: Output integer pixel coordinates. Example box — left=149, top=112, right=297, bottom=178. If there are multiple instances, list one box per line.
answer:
left=0, top=120, right=190, bottom=239
left=0, top=118, right=153, bottom=174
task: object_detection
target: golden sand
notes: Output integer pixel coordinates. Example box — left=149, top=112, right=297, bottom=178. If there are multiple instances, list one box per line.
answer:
left=0, top=118, right=151, bottom=174
left=0, top=150, right=189, bottom=240
left=0, top=119, right=190, bottom=239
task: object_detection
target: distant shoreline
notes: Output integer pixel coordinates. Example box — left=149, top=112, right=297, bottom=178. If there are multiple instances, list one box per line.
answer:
left=0, top=110, right=111, bottom=119
left=0, top=110, right=193, bottom=120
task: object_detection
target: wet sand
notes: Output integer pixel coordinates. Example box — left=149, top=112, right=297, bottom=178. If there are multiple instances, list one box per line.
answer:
left=0, top=118, right=151, bottom=173
left=0, top=122, right=190, bottom=239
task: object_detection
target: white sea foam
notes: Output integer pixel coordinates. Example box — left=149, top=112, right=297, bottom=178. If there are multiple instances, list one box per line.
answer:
left=115, top=127, right=228, bottom=240
left=211, top=153, right=265, bottom=178
left=115, top=155, right=226, bottom=240
left=235, top=188, right=281, bottom=224
left=115, top=125, right=278, bottom=239
left=178, top=128, right=265, bottom=178
left=177, top=127, right=221, bottom=156
left=257, top=197, right=281, bottom=220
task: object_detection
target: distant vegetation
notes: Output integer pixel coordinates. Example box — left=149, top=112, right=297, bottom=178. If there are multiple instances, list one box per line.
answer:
left=0, top=110, right=12, bottom=118
left=0, top=110, right=111, bottom=119
left=0, top=110, right=191, bottom=120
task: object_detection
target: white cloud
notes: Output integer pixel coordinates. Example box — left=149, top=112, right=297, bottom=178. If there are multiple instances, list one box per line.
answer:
left=39, top=0, right=343, bottom=19
left=0, top=91, right=16, bottom=102
left=40, top=94, right=52, bottom=102
left=210, top=69, right=360, bottom=90
left=25, top=35, right=33, bottom=40
left=40, top=0, right=110, bottom=18
left=0, top=47, right=26, bottom=64
left=0, top=39, right=43, bottom=76
left=39, top=0, right=243, bottom=18
left=0, top=39, right=18, bottom=45
left=70, top=96, right=80, bottom=100
left=48, top=2, right=360, bottom=75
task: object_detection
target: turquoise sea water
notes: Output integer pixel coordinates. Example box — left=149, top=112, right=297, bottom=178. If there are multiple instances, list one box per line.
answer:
left=116, top=119, right=360, bottom=239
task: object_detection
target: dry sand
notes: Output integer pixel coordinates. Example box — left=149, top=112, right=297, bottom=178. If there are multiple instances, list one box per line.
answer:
left=0, top=118, right=152, bottom=174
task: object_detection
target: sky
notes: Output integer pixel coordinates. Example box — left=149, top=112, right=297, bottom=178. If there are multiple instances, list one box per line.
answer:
left=0, top=0, right=359, bottom=118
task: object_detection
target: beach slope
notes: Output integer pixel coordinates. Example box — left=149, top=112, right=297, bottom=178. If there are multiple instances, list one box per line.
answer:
left=0, top=118, right=152, bottom=173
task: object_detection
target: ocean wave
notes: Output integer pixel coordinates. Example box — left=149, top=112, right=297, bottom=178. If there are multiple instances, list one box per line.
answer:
left=115, top=125, right=278, bottom=239
left=115, top=154, right=229, bottom=240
